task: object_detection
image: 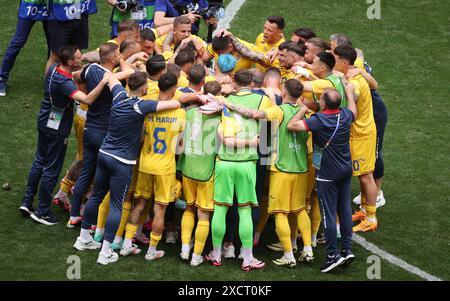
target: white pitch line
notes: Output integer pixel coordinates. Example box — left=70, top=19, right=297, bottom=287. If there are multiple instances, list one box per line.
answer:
left=215, top=0, right=248, bottom=32
left=353, top=234, right=443, bottom=281
left=217, top=0, right=444, bottom=282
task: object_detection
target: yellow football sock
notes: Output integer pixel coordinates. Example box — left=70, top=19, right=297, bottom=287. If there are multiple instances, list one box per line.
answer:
left=125, top=223, right=139, bottom=240
left=298, top=210, right=312, bottom=247
left=60, top=176, right=75, bottom=194
left=150, top=232, right=162, bottom=247
left=275, top=213, right=292, bottom=252
left=288, top=213, right=298, bottom=241
left=181, top=210, right=195, bottom=245
left=96, top=192, right=110, bottom=229
left=115, top=200, right=132, bottom=237
left=193, top=220, right=210, bottom=255
left=310, top=192, right=321, bottom=236
left=366, top=205, right=377, bottom=222
left=361, top=193, right=367, bottom=212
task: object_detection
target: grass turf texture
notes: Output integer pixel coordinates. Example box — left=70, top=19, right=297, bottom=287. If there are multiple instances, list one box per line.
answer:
left=0, top=0, right=448, bottom=280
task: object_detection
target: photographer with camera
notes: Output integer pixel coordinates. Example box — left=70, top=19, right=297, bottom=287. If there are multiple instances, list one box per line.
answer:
left=154, top=0, right=222, bottom=40
left=107, top=0, right=172, bottom=39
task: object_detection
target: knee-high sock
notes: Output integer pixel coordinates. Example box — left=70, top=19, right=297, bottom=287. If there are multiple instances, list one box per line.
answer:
left=361, top=193, right=367, bottom=212
left=193, top=220, right=210, bottom=255
left=275, top=213, right=292, bottom=252
left=115, top=200, right=132, bottom=237
left=60, top=176, right=75, bottom=194
left=181, top=210, right=195, bottom=245
left=238, top=206, right=253, bottom=249
left=96, top=192, right=110, bottom=229
left=298, top=210, right=312, bottom=247
left=149, top=232, right=162, bottom=249
left=211, top=205, right=228, bottom=247
left=309, top=190, right=321, bottom=236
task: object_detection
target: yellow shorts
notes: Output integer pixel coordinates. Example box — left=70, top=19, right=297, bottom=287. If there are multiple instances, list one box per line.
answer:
left=182, top=176, right=214, bottom=212
left=350, top=135, right=376, bottom=176
left=134, top=172, right=175, bottom=205
left=73, top=114, right=86, bottom=161
left=306, top=152, right=315, bottom=199
left=268, top=171, right=308, bottom=214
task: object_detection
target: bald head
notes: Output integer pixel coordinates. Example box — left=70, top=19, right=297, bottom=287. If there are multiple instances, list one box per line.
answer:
left=322, top=89, right=341, bottom=110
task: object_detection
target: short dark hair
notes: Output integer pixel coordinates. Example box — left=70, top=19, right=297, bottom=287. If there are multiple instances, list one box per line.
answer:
left=146, top=54, right=166, bottom=76
left=99, top=42, right=118, bottom=64
left=293, top=27, right=316, bottom=40
left=204, top=81, right=221, bottom=96
left=284, top=79, right=303, bottom=99
left=334, top=45, right=357, bottom=65
left=287, top=42, right=306, bottom=57
left=119, top=39, right=139, bottom=54
left=307, top=37, right=331, bottom=51
left=140, top=28, right=156, bottom=42
left=59, top=45, right=79, bottom=66
left=158, top=72, right=178, bottom=92
left=234, top=69, right=253, bottom=87
left=267, top=15, right=285, bottom=30
left=175, top=49, right=196, bottom=67
left=330, top=33, right=352, bottom=47
left=249, top=68, right=264, bottom=87
left=317, top=52, right=336, bottom=70
left=323, top=89, right=341, bottom=110
left=211, top=36, right=231, bottom=53
left=166, top=63, right=181, bottom=78
left=188, top=64, right=206, bottom=85
left=118, top=20, right=139, bottom=34
left=128, top=71, right=148, bottom=91
left=278, top=41, right=290, bottom=51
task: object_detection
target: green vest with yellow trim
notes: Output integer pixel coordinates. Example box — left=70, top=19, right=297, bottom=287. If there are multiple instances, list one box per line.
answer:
left=177, top=107, right=220, bottom=181
left=274, top=104, right=308, bottom=173
left=218, top=92, right=263, bottom=162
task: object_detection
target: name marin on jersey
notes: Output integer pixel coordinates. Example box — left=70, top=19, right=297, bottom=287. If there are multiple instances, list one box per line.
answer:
left=147, top=115, right=179, bottom=123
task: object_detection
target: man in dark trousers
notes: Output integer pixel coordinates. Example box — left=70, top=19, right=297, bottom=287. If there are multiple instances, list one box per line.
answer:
left=73, top=71, right=181, bottom=265
left=288, top=84, right=357, bottom=273
left=20, top=45, right=109, bottom=225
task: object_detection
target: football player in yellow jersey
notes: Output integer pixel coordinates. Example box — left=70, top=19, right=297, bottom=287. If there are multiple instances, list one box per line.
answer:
left=156, top=16, right=206, bottom=54
left=333, top=45, right=378, bottom=232
left=134, top=73, right=186, bottom=260
left=82, top=20, right=140, bottom=64
left=302, top=38, right=331, bottom=68
left=254, top=16, right=286, bottom=71
left=301, top=52, right=348, bottom=111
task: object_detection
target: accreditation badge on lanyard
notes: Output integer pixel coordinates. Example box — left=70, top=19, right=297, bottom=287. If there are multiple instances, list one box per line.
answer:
left=46, top=68, right=66, bottom=131
left=47, top=106, right=65, bottom=130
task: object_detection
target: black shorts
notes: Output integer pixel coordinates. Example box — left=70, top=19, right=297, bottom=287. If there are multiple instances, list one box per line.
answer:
left=48, top=15, right=89, bottom=52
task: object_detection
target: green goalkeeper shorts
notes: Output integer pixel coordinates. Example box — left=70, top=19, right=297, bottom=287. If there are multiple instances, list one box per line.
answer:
left=213, top=160, right=258, bottom=207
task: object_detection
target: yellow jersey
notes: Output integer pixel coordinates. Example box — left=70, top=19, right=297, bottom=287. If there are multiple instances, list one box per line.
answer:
left=139, top=108, right=186, bottom=175
left=206, top=38, right=256, bottom=72
left=350, top=74, right=376, bottom=139
left=178, top=71, right=189, bottom=88
left=141, top=78, right=182, bottom=101
left=254, top=33, right=285, bottom=71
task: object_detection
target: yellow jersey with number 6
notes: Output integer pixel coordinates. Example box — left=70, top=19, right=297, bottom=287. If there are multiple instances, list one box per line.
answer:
left=139, top=108, right=186, bottom=175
